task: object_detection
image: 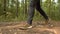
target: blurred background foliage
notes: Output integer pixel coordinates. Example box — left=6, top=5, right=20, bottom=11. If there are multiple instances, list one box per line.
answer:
left=0, top=0, right=60, bottom=22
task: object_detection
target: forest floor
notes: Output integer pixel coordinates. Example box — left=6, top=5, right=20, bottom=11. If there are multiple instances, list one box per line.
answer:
left=0, top=21, right=60, bottom=34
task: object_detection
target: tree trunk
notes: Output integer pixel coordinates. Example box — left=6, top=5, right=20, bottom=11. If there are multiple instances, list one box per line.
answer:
left=4, top=0, right=7, bottom=18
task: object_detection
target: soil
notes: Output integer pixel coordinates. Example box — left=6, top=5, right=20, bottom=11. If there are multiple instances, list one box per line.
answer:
left=0, top=21, right=60, bottom=34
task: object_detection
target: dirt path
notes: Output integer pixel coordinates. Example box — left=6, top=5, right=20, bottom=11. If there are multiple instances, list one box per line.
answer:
left=0, top=21, right=60, bottom=34
left=0, top=23, right=60, bottom=34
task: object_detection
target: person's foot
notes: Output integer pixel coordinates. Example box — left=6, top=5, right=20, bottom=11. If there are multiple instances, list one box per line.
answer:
left=45, top=18, right=51, bottom=25
left=45, top=18, right=54, bottom=28
left=19, top=24, right=33, bottom=30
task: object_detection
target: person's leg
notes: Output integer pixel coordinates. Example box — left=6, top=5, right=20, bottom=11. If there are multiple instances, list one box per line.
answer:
left=27, top=0, right=35, bottom=25
left=35, top=0, right=49, bottom=20
left=19, top=0, right=36, bottom=30
left=35, top=0, right=54, bottom=28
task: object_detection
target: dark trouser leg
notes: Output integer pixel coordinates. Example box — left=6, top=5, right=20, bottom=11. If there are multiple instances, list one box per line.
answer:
left=35, top=0, right=49, bottom=20
left=27, top=0, right=35, bottom=25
